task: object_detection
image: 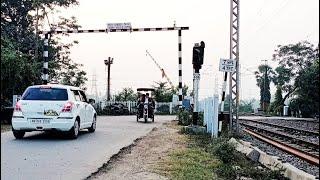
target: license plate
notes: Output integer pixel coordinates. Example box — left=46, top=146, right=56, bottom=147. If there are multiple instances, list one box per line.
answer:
left=30, top=119, right=51, bottom=124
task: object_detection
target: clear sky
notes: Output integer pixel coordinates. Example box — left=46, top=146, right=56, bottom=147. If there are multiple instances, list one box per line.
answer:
left=48, top=0, right=319, bottom=100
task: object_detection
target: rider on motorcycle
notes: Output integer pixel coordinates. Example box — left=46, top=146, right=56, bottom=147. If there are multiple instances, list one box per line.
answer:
left=137, top=94, right=145, bottom=117
left=145, top=93, right=155, bottom=117
left=137, top=93, right=155, bottom=117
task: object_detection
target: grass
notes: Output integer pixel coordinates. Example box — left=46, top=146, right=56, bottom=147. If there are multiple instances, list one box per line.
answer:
left=160, top=148, right=218, bottom=180
left=1, top=124, right=12, bottom=133
left=155, top=123, right=289, bottom=180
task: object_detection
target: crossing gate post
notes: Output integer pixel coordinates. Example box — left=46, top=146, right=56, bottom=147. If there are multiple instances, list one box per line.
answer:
left=178, top=30, right=183, bottom=107
left=40, top=26, right=189, bottom=95
left=42, top=33, right=49, bottom=84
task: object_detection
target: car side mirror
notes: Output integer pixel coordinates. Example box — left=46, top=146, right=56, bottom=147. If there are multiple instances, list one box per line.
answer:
left=88, top=98, right=95, bottom=104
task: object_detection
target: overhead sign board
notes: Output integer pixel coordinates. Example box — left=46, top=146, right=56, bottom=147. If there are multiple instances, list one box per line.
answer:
left=107, top=23, right=132, bottom=30
left=219, top=58, right=236, bottom=72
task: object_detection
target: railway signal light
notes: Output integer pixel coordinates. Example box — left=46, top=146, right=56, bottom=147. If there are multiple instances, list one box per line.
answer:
left=192, top=41, right=205, bottom=71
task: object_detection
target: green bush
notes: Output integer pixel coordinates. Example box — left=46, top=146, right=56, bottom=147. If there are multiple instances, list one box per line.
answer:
left=177, top=110, right=192, bottom=126
left=215, top=164, right=237, bottom=179
left=177, top=110, right=205, bottom=126
left=212, top=141, right=237, bottom=164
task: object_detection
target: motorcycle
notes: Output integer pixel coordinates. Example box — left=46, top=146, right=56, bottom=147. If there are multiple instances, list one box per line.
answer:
left=136, top=88, right=155, bottom=123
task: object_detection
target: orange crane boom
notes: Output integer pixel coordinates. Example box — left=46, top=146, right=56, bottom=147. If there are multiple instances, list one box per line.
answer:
left=146, top=50, right=175, bottom=90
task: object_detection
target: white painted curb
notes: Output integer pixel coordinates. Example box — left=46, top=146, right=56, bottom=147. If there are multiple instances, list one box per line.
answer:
left=229, top=138, right=317, bottom=180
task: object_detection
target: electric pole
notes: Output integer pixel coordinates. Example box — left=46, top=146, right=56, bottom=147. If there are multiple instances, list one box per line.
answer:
left=104, top=57, right=113, bottom=101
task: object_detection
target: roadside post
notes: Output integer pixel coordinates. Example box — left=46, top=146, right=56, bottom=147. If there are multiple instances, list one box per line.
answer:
left=219, top=58, right=236, bottom=135
left=192, top=41, right=205, bottom=125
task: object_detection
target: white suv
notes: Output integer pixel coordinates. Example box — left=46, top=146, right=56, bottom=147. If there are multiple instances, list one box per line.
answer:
left=11, top=84, right=97, bottom=139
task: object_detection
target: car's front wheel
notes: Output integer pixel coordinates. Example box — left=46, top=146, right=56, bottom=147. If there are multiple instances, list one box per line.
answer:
left=88, top=116, right=96, bottom=133
left=12, top=129, right=25, bottom=139
left=68, top=120, right=80, bottom=139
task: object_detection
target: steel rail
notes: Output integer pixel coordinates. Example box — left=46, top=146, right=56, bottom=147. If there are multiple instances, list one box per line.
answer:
left=239, top=118, right=319, bottom=136
left=240, top=123, right=320, bottom=150
left=244, top=128, right=319, bottom=166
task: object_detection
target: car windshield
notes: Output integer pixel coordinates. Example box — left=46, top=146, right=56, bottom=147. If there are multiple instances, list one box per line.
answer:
left=22, top=87, right=68, bottom=101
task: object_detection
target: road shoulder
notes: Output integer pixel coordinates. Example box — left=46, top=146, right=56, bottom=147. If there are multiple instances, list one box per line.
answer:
left=87, top=120, right=185, bottom=180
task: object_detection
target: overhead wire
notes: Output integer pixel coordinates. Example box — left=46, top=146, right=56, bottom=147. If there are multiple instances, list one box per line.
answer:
left=241, top=0, right=291, bottom=48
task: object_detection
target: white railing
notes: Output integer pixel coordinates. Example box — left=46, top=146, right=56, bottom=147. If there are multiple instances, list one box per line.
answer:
left=95, top=100, right=179, bottom=114
left=199, top=95, right=219, bottom=137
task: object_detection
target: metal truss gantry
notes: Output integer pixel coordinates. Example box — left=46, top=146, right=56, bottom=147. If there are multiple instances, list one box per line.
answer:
left=229, top=0, right=240, bottom=134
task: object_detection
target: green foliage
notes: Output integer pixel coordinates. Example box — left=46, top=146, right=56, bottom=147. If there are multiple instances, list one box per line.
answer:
left=1, top=36, right=40, bottom=98
left=162, top=148, right=218, bottom=180
left=162, top=130, right=288, bottom=180
left=177, top=110, right=192, bottom=126
left=239, top=99, right=254, bottom=114
left=289, top=59, right=319, bottom=117
left=214, top=164, right=237, bottom=179
left=152, top=81, right=190, bottom=102
left=212, top=141, right=237, bottom=164
left=173, top=84, right=190, bottom=96
left=269, top=86, right=283, bottom=115
left=152, top=81, right=172, bottom=102
left=114, top=88, right=137, bottom=101
left=272, top=41, right=319, bottom=117
left=255, top=64, right=275, bottom=112
left=1, top=0, right=87, bottom=100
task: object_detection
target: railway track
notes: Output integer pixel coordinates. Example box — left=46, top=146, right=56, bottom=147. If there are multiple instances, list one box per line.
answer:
left=239, top=118, right=319, bottom=136
left=243, top=128, right=319, bottom=166
left=240, top=121, right=319, bottom=166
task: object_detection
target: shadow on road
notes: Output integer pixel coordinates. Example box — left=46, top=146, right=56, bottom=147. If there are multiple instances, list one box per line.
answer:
left=136, top=120, right=156, bottom=124
left=19, top=130, right=92, bottom=140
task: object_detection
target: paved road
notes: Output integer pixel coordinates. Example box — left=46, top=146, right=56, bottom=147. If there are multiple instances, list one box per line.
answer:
left=1, top=115, right=174, bottom=180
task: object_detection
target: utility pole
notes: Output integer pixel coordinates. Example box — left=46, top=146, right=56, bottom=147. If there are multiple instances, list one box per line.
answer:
left=104, top=57, right=113, bottom=101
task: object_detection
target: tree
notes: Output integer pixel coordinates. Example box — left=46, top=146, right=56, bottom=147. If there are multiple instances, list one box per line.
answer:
left=272, top=41, right=319, bottom=117
left=269, top=86, right=283, bottom=115
left=254, top=64, right=275, bottom=112
left=1, top=0, right=87, bottom=100
left=172, top=84, right=190, bottom=97
left=152, top=81, right=172, bottom=102
left=239, top=99, right=254, bottom=114
left=289, top=59, right=319, bottom=117
left=114, top=88, right=137, bottom=101
left=272, top=41, right=319, bottom=104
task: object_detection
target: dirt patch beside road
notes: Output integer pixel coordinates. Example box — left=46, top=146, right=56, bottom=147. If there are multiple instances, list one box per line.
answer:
left=1, top=124, right=11, bottom=133
left=87, top=121, right=186, bottom=180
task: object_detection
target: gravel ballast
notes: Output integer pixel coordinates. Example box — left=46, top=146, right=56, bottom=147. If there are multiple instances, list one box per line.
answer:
left=240, top=125, right=319, bottom=177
